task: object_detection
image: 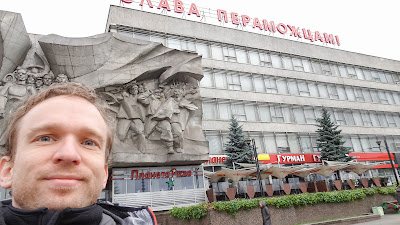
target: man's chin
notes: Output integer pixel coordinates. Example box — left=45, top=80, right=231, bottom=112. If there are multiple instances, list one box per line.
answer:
left=13, top=191, right=97, bottom=210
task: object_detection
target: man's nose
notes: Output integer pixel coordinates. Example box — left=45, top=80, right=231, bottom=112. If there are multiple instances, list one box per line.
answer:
left=52, top=137, right=81, bottom=165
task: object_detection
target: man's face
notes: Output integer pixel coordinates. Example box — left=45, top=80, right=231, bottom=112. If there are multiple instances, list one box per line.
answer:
left=17, top=70, right=26, bottom=81
left=35, top=79, right=43, bottom=88
left=0, top=96, right=109, bottom=210
left=43, top=75, right=52, bottom=86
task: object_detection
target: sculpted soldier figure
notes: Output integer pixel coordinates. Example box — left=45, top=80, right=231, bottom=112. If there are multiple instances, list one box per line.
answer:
left=42, top=73, right=54, bottom=89
left=35, top=77, right=44, bottom=90
left=0, top=68, right=37, bottom=117
left=0, top=82, right=157, bottom=225
left=147, top=84, right=198, bottom=154
left=116, top=84, right=150, bottom=153
left=55, top=74, right=69, bottom=83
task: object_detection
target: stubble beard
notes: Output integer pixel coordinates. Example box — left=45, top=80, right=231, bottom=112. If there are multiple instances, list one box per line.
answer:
left=11, top=170, right=101, bottom=210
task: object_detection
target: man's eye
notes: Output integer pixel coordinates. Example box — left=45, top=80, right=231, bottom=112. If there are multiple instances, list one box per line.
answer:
left=83, top=140, right=95, bottom=146
left=38, top=136, right=53, bottom=142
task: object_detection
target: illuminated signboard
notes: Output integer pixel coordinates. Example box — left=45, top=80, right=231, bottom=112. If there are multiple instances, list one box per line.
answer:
left=120, top=0, right=340, bottom=46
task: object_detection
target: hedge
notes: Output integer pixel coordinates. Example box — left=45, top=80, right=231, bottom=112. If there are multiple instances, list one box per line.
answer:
left=169, top=186, right=397, bottom=220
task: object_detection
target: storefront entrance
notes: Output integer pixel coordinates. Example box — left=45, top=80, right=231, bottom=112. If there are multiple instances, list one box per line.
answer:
left=112, top=165, right=206, bottom=211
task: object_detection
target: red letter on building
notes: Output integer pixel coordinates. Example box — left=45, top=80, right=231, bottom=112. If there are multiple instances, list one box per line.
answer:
left=139, top=0, right=153, bottom=8
left=188, top=3, right=200, bottom=17
left=253, top=17, right=263, bottom=30
left=262, top=20, right=276, bottom=32
left=277, top=23, right=287, bottom=34
left=242, top=15, right=251, bottom=26
left=157, top=0, right=171, bottom=11
left=231, top=13, right=240, bottom=25
left=314, top=31, right=324, bottom=42
left=287, top=25, right=302, bottom=38
left=335, top=36, right=340, bottom=46
left=174, top=0, right=184, bottom=13
left=302, top=29, right=314, bottom=42
left=217, top=9, right=228, bottom=23
left=323, top=33, right=336, bottom=45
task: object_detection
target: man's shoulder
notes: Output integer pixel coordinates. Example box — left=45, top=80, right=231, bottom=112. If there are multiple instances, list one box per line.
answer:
left=97, top=201, right=157, bottom=225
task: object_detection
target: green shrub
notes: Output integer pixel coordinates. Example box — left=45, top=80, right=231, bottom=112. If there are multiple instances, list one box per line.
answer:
left=169, top=202, right=208, bottom=220
left=169, top=186, right=396, bottom=220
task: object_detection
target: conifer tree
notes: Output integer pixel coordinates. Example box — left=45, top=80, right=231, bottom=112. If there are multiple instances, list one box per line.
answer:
left=316, top=107, right=352, bottom=162
left=224, top=117, right=255, bottom=169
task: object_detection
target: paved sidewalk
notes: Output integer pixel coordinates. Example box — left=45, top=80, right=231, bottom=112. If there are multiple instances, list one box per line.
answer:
left=353, top=213, right=400, bottom=225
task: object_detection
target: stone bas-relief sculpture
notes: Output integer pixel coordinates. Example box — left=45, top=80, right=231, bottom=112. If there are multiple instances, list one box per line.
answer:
left=0, top=10, right=208, bottom=166
left=107, top=81, right=199, bottom=155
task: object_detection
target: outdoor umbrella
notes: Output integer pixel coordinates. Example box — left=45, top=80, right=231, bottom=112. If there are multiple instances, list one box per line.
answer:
left=204, top=170, right=224, bottom=183
left=260, top=165, right=300, bottom=179
left=342, top=162, right=383, bottom=175
left=290, top=167, right=315, bottom=178
left=215, top=167, right=258, bottom=182
left=309, top=164, right=348, bottom=177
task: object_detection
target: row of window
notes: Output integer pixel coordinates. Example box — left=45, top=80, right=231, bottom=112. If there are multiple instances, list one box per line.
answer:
left=113, top=167, right=204, bottom=194
left=204, top=131, right=400, bottom=155
left=202, top=100, right=400, bottom=128
left=118, top=27, right=400, bottom=85
left=200, top=68, right=400, bottom=105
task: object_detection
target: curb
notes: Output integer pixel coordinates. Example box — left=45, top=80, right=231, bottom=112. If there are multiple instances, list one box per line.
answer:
left=304, top=214, right=380, bottom=225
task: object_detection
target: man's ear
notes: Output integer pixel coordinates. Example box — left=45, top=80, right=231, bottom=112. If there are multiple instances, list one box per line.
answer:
left=0, top=156, right=13, bottom=189
left=102, top=164, right=108, bottom=189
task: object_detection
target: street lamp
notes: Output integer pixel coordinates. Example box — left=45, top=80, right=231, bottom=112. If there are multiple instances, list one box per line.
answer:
left=376, top=139, right=399, bottom=186
left=246, top=139, right=264, bottom=197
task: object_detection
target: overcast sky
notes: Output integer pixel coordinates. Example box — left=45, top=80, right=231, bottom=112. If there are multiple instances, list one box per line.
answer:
left=2, top=0, right=399, bottom=61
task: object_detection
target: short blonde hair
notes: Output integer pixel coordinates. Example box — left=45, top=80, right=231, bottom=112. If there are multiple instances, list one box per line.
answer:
left=4, top=82, right=114, bottom=161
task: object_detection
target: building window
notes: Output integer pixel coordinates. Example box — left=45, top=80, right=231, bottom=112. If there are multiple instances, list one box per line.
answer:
left=321, top=63, right=332, bottom=75
left=214, top=70, right=227, bottom=89
left=361, top=111, right=372, bottom=127
left=298, top=82, right=310, bottom=96
left=259, top=105, right=272, bottom=122
left=226, top=73, right=241, bottom=90
left=232, top=103, right=246, bottom=121
left=378, top=91, right=389, bottom=104
left=167, top=36, right=182, bottom=50
left=311, top=61, right=322, bottom=74
left=271, top=54, right=282, bottom=68
left=181, top=39, right=196, bottom=52
left=211, top=44, right=224, bottom=60
left=202, top=101, right=217, bottom=120
left=196, top=42, right=210, bottom=58
left=371, top=70, right=381, bottom=82
left=347, top=66, right=358, bottom=79
left=282, top=56, right=293, bottom=70
left=304, top=108, right=316, bottom=124
left=218, top=102, right=232, bottom=120
left=205, top=132, right=223, bottom=154
left=265, top=77, right=278, bottom=93
left=292, top=57, right=304, bottom=72
left=259, top=51, right=272, bottom=67
left=271, top=105, right=284, bottom=123
left=386, top=113, right=397, bottom=128
left=334, top=110, right=346, bottom=125
left=222, top=45, right=236, bottom=62
left=200, top=70, right=214, bottom=87
left=253, top=76, right=265, bottom=92
left=248, top=50, right=261, bottom=65
left=327, top=84, right=339, bottom=99
left=276, top=133, right=290, bottom=153
left=236, top=48, right=248, bottom=64
left=354, top=88, right=365, bottom=102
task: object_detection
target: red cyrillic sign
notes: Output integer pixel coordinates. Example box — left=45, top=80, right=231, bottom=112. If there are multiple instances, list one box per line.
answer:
left=122, top=0, right=340, bottom=46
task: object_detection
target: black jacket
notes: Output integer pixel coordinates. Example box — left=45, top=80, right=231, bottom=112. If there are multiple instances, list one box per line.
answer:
left=0, top=200, right=157, bottom=225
